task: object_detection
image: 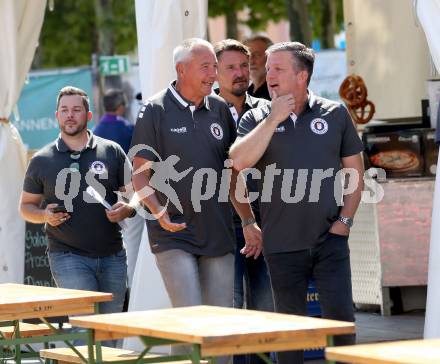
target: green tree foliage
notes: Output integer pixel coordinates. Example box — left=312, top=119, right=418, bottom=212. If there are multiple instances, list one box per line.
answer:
left=243, top=0, right=286, bottom=30
left=208, top=0, right=286, bottom=39
left=309, top=0, right=344, bottom=48
left=286, top=0, right=312, bottom=46
left=33, top=0, right=137, bottom=69
left=209, top=0, right=343, bottom=48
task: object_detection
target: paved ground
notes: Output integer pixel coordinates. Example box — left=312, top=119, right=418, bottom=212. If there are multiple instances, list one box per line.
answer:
left=355, top=310, right=424, bottom=343
left=306, top=309, right=425, bottom=363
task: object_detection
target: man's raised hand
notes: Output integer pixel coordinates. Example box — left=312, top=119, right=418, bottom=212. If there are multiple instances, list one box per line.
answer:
left=268, top=90, right=295, bottom=126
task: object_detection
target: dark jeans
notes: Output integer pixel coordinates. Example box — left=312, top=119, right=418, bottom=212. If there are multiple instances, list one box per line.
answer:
left=265, top=233, right=356, bottom=364
left=234, top=226, right=274, bottom=364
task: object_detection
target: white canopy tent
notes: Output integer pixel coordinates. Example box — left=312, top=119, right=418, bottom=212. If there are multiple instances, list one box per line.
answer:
left=124, top=0, right=207, bottom=351
left=0, top=0, right=46, bottom=284
left=416, top=0, right=440, bottom=339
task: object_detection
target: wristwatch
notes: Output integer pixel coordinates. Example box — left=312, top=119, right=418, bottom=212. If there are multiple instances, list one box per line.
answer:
left=241, top=217, right=256, bottom=227
left=128, top=207, right=137, bottom=218
left=338, top=215, right=353, bottom=228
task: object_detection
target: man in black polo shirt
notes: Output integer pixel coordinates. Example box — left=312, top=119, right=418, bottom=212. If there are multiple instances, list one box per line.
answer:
left=244, top=34, right=273, bottom=101
left=20, top=86, right=135, bottom=324
left=230, top=42, right=364, bottom=364
left=215, top=37, right=274, bottom=364
left=130, top=38, right=261, bottom=325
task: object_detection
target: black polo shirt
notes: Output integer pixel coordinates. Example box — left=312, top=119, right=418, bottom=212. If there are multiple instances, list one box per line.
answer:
left=237, top=91, right=364, bottom=254
left=130, top=82, right=237, bottom=256
left=23, top=132, right=128, bottom=257
left=225, top=93, right=270, bottom=126
left=224, top=93, right=270, bottom=226
left=248, top=80, right=271, bottom=101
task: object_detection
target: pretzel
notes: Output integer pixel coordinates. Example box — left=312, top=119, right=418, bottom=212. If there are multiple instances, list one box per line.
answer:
left=348, top=100, right=375, bottom=125
left=339, top=75, right=367, bottom=107
left=339, top=74, right=375, bottom=125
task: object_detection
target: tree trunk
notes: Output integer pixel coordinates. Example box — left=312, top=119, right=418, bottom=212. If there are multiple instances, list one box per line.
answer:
left=322, top=0, right=336, bottom=48
left=226, top=10, right=238, bottom=40
left=285, top=0, right=312, bottom=47
left=94, top=0, right=121, bottom=96
left=94, top=0, right=114, bottom=55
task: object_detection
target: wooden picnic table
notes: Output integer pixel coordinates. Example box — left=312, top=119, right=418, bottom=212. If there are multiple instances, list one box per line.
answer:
left=325, top=338, right=440, bottom=363
left=70, top=305, right=355, bottom=364
left=0, top=283, right=112, bottom=363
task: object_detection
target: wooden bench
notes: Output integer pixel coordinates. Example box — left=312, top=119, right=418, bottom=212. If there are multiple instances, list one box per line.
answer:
left=0, top=322, right=53, bottom=339
left=40, top=346, right=207, bottom=364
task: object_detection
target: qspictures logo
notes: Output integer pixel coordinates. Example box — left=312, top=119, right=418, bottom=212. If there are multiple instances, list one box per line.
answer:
left=53, top=144, right=385, bottom=220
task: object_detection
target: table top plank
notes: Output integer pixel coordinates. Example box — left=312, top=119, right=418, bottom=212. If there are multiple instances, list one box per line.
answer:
left=325, top=339, right=440, bottom=364
left=40, top=346, right=139, bottom=363
left=201, top=333, right=327, bottom=356
left=0, top=283, right=112, bottom=307
left=40, top=346, right=208, bottom=364
left=70, top=305, right=355, bottom=346
left=0, top=323, right=52, bottom=339
left=0, top=283, right=112, bottom=320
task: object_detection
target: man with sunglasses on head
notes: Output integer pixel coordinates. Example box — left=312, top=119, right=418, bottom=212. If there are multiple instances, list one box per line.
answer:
left=19, top=86, right=135, bottom=331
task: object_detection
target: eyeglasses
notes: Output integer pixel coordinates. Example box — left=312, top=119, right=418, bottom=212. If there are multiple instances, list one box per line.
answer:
left=69, top=151, right=81, bottom=171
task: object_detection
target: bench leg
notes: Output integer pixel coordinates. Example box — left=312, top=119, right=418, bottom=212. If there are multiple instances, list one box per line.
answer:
left=190, top=344, right=202, bottom=364
left=14, top=321, right=22, bottom=364
left=326, top=336, right=336, bottom=364
left=255, top=353, right=274, bottom=364
left=87, top=330, right=96, bottom=364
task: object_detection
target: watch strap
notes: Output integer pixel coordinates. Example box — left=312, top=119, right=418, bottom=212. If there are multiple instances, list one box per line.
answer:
left=241, top=217, right=256, bottom=227
left=338, top=215, right=353, bottom=228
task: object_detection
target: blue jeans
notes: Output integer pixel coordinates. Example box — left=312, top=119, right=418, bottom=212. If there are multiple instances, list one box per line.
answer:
left=265, top=233, right=355, bottom=364
left=234, top=227, right=274, bottom=364
left=48, top=249, right=127, bottom=314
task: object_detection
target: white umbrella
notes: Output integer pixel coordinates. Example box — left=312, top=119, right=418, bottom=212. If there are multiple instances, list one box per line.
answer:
left=0, top=0, right=46, bottom=283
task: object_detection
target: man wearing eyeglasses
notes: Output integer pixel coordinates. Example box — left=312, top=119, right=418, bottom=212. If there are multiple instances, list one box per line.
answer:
left=19, top=86, right=135, bottom=326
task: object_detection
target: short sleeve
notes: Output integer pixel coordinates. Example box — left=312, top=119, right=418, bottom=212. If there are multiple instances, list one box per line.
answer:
left=223, top=103, right=237, bottom=147
left=340, top=105, right=365, bottom=157
left=23, top=157, right=44, bottom=194
left=237, top=109, right=259, bottom=138
left=115, top=144, right=131, bottom=189
left=130, top=102, right=160, bottom=161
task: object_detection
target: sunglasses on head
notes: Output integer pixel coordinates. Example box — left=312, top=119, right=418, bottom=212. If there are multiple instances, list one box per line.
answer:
left=69, top=151, right=81, bottom=171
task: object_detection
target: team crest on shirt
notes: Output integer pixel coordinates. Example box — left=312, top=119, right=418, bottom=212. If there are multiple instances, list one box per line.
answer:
left=310, top=118, right=328, bottom=135
left=210, top=123, right=224, bottom=140
left=90, top=161, right=106, bottom=175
